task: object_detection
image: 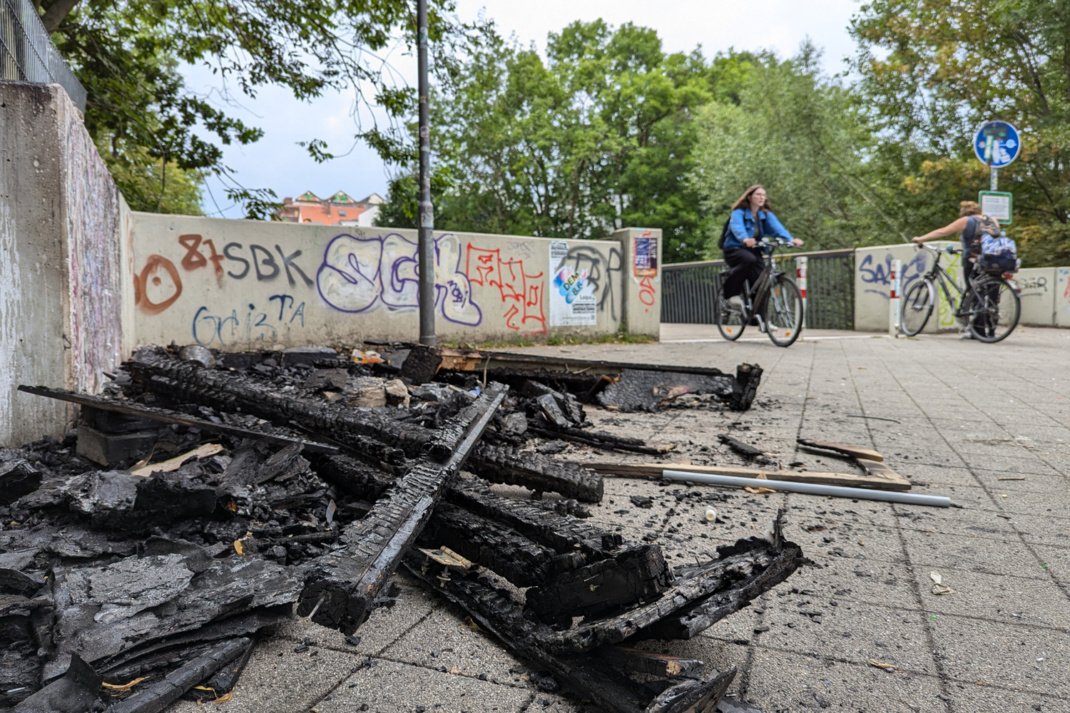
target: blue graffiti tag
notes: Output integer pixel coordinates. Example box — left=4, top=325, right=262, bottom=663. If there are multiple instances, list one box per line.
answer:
left=192, top=294, right=306, bottom=346
left=859, top=252, right=929, bottom=298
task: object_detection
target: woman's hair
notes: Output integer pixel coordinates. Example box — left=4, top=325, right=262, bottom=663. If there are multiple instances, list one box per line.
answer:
left=730, top=185, right=772, bottom=212
left=959, top=201, right=982, bottom=217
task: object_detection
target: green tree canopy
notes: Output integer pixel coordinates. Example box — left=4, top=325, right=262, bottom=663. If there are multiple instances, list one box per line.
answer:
left=40, top=0, right=472, bottom=216
left=688, top=42, right=903, bottom=253
left=380, top=20, right=722, bottom=262
left=851, top=0, right=1070, bottom=266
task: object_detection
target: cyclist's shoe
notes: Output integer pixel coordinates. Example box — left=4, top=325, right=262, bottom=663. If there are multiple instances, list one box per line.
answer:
left=960, top=331, right=974, bottom=340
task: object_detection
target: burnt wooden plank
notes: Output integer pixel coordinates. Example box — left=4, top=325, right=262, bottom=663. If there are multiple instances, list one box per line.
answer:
left=595, top=647, right=704, bottom=680
left=469, top=444, right=604, bottom=503
left=18, top=386, right=338, bottom=455
left=797, top=439, right=884, bottom=463
left=405, top=552, right=739, bottom=713
left=526, top=544, right=673, bottom=626
left=297, top=386, right=507, bottom=633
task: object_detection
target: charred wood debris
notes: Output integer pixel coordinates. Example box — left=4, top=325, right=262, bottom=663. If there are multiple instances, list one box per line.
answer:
left=2, top=344, right=801, bottom=713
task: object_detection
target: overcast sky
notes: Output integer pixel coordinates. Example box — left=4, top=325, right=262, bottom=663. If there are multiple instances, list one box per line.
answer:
left=194, top=0, right=862, bottom=218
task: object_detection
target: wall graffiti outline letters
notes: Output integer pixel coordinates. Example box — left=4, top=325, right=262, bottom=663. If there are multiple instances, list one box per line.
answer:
left=466, top=246, right=545, bottom=332
left=317, top=232, right=482, bottom=326
left=859, top=252, right=928, bottom=299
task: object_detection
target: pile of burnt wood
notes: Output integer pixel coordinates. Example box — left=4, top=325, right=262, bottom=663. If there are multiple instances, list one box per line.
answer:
left=1, top=344, right=801, bottom=713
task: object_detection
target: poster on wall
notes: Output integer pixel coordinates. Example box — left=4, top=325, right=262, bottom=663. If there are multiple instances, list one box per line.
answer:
left=633, top=234, right=658, bottom=277
left=549, top=240, right=597, bottom=326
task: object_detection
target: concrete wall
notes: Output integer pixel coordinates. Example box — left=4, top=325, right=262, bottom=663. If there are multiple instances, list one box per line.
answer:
left=1057, top=267, right=1070, bottom=328
left=129, top=214, right=632, bottom=348
left=855, top=242, right=959, bottom=332
left=612, top=227, right=662, bottom=337
left=0, top=83, right=126, bottom=446
left=1014, top=268, right=1056, bottom=327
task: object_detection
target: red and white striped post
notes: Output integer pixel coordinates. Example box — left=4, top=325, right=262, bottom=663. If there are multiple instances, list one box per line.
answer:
left=888, top=258, right=902, bottom=336
left=794, top=256, right=808, bottom=327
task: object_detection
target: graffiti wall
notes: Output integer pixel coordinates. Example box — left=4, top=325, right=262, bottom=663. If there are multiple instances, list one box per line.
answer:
left=1014, top=268, right=1056, bottom=326
left=854, top=242, right=959, bottom=332
left=129, top=215, right=626, bottom=349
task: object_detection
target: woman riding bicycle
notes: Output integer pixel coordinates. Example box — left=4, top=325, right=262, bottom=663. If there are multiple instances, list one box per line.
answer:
left=721, top=185, right=803, bottom=313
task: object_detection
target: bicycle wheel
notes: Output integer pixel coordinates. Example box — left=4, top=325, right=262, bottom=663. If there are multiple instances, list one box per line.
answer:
left=764, top=276, right=803, bottom=347
left=714, top=283, right=746, bottom=341
left=966, top=276, right=1020, bottom=343
left=900, top=279, right=935, bottom=336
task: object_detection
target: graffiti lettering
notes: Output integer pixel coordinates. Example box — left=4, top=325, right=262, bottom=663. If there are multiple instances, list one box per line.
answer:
left=192, top=295, right=306, bottom=347
left=859, top=252, right=928, bottom=299
left=179, top=234, right=225, bottom=277
left=638, top=276, right=656, bottom=306
left=317, top=233, right=482, bottom=326
left=135, top=255, right=182, bottom=314
left=1017, top=275, right=1048, bottom=295
left=465, top=246, right=545, bottom=332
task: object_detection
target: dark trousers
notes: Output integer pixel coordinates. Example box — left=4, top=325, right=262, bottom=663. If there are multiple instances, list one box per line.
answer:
left=722, top=248, right=764, bottom=298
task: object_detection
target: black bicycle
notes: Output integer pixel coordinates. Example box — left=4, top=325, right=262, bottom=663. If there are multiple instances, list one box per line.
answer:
left=713, top=239, right=804, bottom=347
left=900, top=243, right=1020, bottom=342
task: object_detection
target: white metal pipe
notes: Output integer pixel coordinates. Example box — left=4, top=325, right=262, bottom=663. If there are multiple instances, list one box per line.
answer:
left=662, top=469, right=951, bottom=508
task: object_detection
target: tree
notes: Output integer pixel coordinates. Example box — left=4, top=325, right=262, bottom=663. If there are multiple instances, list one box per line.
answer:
left=688, top=43, right=902, bottom=254
left=39, top=0, right=473, bottom=217
left=851, top=0, right=1070, bottom=266
left=380, top=20, right=721, bottom=262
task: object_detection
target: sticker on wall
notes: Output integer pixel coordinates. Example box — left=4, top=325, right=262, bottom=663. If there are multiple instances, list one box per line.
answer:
left=633, top=233, right=658, bottom=277
left=549, top=241, right=597, bottom=326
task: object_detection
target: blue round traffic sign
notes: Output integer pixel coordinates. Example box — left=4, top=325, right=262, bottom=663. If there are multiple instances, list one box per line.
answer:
left=973, top=121, right=1020, bottom=168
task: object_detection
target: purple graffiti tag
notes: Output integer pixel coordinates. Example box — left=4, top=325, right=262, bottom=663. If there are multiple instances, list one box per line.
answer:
left=316, top=232, right=482, bottom=326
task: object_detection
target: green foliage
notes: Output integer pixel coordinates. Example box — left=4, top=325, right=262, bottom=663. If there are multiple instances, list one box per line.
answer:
left=851, top=0, right=1070, bottom=266
left=379, top=20, right=719, bottom=262
left=688, top=42, right=907, bottom=254
left=100, top=139, right=205, bottom=214
left=41, top=0, right=472, bottom=217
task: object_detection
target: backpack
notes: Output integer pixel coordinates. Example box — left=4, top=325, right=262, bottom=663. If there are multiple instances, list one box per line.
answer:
left=717, top=216, right=732, bottom=250
left=970, top=215, right=1018, bottom=274
left=978, top=233, right=1019, bottom=274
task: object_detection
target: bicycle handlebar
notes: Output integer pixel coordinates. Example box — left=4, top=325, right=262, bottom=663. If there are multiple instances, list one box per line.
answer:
left=914, top=242, right=961, bottom=254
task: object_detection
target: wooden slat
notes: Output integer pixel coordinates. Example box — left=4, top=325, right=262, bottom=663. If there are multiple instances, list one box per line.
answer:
left=586, top=460, right=911, bottom=492
left=797, top=439, right=884, bottom=463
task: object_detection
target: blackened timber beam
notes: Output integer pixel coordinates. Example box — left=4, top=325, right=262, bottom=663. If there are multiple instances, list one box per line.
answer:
left=404, top=553, right=737, bottom=713
left=126, top=349, right=415, bottom=464
left=526, top=544, right=673, bottom=626
left=297, top=386, right=507, bottom=633
left=17, top=386, right=339, bottom=454
left=594, top=647, right=704, bottom=680
left=528, top=424, right=673, bottom=455
left=103, top=638, right=250, bottom=713
left=446, top=478, right=620, bottom=559
left=468, top=443, right=604, bottom=503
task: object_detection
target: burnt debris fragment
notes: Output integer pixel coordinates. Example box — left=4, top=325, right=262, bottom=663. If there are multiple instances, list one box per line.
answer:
left=4, top=343, right=788, bottom=713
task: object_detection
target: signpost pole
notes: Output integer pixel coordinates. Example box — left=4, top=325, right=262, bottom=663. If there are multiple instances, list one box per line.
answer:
left=990, top=165, right=998, bottom=192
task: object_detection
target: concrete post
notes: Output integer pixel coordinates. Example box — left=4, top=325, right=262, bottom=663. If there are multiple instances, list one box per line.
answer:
left=611, top=228, right=662, bottom=338
left=888, top=258, right=902, bottom=336
left=794, top=256, right=808, bottom=327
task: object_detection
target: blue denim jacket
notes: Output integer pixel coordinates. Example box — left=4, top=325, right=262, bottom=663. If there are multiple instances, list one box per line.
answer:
left=723, top=208, right=795, bottom=250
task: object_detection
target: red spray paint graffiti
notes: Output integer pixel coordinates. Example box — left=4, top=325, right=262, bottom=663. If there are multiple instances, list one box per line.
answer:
left=466, top=246, right=546, bottom=333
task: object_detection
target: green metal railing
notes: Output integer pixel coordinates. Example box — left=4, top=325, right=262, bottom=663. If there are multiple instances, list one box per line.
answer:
left=662, top=249, right=855, bottom=330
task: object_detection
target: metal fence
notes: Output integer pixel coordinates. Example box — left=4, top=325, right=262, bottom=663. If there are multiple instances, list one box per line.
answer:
left=0, top=0, right=85, bottom=110
left=661, top=249, right=856, bottom=330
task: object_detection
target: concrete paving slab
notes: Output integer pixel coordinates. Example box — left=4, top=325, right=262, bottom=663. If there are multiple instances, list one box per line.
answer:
left=901, top=529, right=1050, bottom=579
left=909, top=567, right=1070, bottom=628
left=744, top=648, right=947, bottom=713
left=927, top=615, right=1070, bottom=696
left=314, top=658, right=533, bottom=713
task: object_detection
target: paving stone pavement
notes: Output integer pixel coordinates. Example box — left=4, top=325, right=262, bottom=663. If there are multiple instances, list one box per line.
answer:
left=169, top=325, right=1070, bottom=713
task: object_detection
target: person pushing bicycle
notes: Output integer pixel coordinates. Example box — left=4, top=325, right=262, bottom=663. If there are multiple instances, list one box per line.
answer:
left=912, top=200, right=1004, bottom=338
left=721, top=185, right=803, bottom=317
